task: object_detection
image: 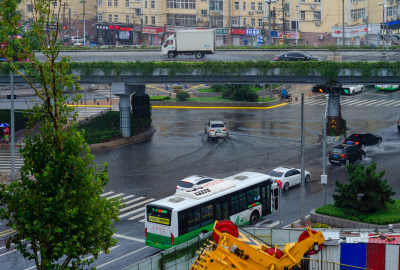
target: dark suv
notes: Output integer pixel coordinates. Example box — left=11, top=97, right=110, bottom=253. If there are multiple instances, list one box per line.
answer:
left=343, top=133, right=382, bottom=148
left=329, top=144, right=366, bottom=165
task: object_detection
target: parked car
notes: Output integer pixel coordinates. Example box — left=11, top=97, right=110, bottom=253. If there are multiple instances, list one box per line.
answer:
left=341, top=85, right=364, bottom=95
left=273, top=51, right=323, bottom=62
left=329, top=144, right=366, bottom=165
left=267, top=166, right=311, bottom=191
left=205, top=121, right=228, bottom=139
left=176, top=175, right=216, bottom=191
left=343, top=133, right=382, bottom=148
left=70, top=36, right=84, bottom=44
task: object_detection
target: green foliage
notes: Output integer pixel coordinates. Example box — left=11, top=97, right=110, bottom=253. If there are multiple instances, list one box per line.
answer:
left=316, top=201, right=400, bottom=225
left=0, top=0, right=121, bottom=268
left=150, top=95, right=170, bottom=101
left=176, top=91, right=190, bottom=101
left=211, top=84, right=226, bottom=92
left=222, top=84, right=258, bottom=101
left=310, top=223, right=330, bottom=229
left=333, top=162, right=395, bottom=214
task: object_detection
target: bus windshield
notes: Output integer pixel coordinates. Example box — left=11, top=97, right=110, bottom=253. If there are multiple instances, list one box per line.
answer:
left=147, top=205, right=172, bottom=226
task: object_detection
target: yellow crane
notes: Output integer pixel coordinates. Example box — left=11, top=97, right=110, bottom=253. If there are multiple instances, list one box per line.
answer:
left=191, top=220, right=325, bottom=270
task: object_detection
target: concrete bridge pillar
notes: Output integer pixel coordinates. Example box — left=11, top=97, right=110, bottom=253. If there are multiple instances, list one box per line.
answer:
left=112, top=82, right=146, bottom=138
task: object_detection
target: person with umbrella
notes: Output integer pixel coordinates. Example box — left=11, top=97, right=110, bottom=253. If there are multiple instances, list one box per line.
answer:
left=1, top=123, right=10, bottom=144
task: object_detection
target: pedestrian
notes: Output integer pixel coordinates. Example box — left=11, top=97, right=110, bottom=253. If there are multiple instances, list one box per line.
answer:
left=4, top=127, right=9, bottom=144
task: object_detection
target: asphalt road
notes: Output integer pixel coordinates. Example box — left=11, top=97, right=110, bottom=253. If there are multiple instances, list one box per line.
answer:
left=0, top=86, right=399, bottom=269
left=36, top=50, right=400, bottom=62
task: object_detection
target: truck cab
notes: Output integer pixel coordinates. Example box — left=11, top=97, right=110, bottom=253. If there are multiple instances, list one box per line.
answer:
left=161, top=34, right=176, bottom=58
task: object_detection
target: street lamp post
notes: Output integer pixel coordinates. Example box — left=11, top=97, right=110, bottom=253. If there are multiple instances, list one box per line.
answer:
left=83, top=12, right=90, bottom=46
left=296, top=3, right=299, bottom=45
left=322, top=94, right=329, bottom=205
left=379, top=2, right=389, bottom=60
left=342, top=0, right=345, bottom=46
left=265, top=0, right=276, bottom=46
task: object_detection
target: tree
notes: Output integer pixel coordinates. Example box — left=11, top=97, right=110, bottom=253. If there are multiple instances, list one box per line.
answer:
left=333, top=162, right=395, bottom=214
left=0, top=0, right=121, bottom=268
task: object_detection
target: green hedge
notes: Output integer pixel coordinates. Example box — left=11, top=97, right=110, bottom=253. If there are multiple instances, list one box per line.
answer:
left=150, top=96, right=170, bottom=101
left=315, top=200, right=400, bottom=225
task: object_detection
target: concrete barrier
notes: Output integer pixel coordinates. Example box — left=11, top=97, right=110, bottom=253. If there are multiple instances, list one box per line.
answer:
left=151, top=100, right=281, bottom=108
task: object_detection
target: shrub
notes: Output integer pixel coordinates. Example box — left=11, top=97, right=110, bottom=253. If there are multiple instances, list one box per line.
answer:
left=176, top=91, right=190, bottom=101
left=333, top=162, right=395, bottom=214
left=211, top=84, right=226, bottom=92
left=311, top=223, right=330, bottom=229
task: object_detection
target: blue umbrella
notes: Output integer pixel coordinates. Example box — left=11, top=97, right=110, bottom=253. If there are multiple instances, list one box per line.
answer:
left=0, top=123, right=10, bottom=127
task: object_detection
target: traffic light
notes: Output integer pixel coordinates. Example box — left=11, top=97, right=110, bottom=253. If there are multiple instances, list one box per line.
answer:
left=312, top=85, right=330, bottom=93
left=62, top=25, right=67, bottom=30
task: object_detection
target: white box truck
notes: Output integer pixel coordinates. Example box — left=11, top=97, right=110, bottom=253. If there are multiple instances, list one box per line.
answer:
left=161, top=29, right=216, bottom=59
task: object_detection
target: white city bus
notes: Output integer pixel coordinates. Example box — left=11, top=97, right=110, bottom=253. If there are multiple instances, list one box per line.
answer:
left=145, top=171, right=275, bottom=250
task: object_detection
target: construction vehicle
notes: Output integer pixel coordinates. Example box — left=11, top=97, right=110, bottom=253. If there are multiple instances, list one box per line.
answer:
left=191, top=220, right=325, bottom=270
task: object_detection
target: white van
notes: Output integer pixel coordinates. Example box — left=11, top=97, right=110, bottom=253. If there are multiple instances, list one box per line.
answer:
left=71, top=36, right=84, bottom=44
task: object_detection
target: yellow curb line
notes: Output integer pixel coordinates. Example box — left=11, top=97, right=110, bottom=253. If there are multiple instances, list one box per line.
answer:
left=152, top=103, right=288, bottom=109
left=147, top=85, right=170, bottom=93
left=0, top=229, right=17, bottom=237
left=67, top=105, right=112, bottom=108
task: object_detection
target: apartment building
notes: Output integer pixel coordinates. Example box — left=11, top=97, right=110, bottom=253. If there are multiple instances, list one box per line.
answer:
left=16, top=0, right=400, bottom=46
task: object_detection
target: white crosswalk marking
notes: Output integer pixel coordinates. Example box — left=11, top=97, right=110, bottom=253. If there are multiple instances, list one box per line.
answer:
left=392, top=101, right=400, bottom=106
left=0, top=148, right=24, bottom=172
left=301, top=96, right=400, bottom=108
left=354, top=100, right=380, bottom=106
left=101, top=191, right=154, bottom=222
left=384, top=100, right=400, bottom=106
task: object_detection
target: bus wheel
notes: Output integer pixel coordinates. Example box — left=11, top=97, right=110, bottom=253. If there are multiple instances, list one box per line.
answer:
left=249, top=211, right=260, bottom=225
left=298, top=230, right=323, bottom=255
left=265, top=247, right=284, bottom=259
left=212, top=220, right=238, bottom=244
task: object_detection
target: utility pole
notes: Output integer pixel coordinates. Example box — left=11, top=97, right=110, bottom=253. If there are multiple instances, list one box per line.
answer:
left=82, top=0, right=86, bottom=46
left=300, top=93, right=305, bottom=225
left=342, top=0, right=345, bottom=46
left=273, top=7, right=276, bottom=45
left=282, top=0, right=286, bottom=44
left=10, top=71, right=15, bottom=181
left=366, top=0, right=369, bottom=45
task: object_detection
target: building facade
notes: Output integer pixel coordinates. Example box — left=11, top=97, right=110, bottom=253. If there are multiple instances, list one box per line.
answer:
left=16, top=0, right=400, bottom=46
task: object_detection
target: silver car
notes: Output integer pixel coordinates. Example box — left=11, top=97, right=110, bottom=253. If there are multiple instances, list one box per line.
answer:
left=205, top=121, right=228, bottom=139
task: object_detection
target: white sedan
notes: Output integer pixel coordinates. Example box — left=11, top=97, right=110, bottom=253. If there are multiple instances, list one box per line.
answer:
left=205, top=121, right=228, bottom=139
left=342, top=85, right=364, bottom=95
left=176, top=175, right=216, bottom=191
left=268, top=166, right=311, bottom=191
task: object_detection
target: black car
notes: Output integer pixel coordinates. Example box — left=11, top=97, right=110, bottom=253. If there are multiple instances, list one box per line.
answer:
left=329, top=144, right=366, bottom=165
left=397, top=118, right=400, bottom=132
left=273, top=51, right=323, bottom=61
left=343, top=133, right=382, bottom=148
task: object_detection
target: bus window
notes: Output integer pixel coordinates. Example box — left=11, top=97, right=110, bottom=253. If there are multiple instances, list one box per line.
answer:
left=230, top=194, right=239, bottom=214
left=238, top=192, right=246, bottom=212
left=247, top=187, right=260, bottom=204
left=178, top=211, right=187, bottom=235
left=222, top=200, right=229, bottom=220
left=187, top=208, right=201, bottom=232
left=201, top=204, right=213, bottom=227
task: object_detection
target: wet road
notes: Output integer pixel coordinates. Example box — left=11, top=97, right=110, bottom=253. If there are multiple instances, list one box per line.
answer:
left=1, top=87, right=400, bottom=269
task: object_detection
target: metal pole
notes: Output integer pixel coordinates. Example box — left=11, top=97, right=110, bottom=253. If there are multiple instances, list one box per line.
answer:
left=300, top=93, right=305, bottom=225
left=268, top=2, right=271, bottom=46
left=278, top=187, right=281, bottom=228
left=83, top=0, right=86, bottom=46
left=269, top=84, right=273, bottom=100
left=322, top=94, right=329, bottom=205
left=385, top=2, right=388, bottom=60
left=262, top=83, right=265, bottom=103
left=366, top=0, right=369, bottom=45
left=10, top=71, right=15, bottom=181
left=342, top=0, right=345, bottom=46
left=296, top=3, right=298, bottom=45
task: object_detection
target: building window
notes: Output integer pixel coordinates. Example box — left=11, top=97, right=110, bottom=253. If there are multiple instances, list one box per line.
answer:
left=114, top=14, right=118, bottom=22
left=388, top=6, right=398, bottom=17
left=98, top=13, right=103, bottom=21
left=251, top=2, right=255, bottom=10
left=258, top=18, right=262, bottom=27
left=98, top=0, right=103, bottom=6
left=28, top=18, right=34, bottom=23
left=108, top=14, right=112, bottom=22
left=125, top=0, right=129, bottom=7
left=251, top=18, right=255, bottom=26
left=243, top=18, right=246, bottom=26
left=232, top=17, right=239, bottom=26
left=209, top=15, right=223, bottom=27
left=351, top=8, right=365, bottom=20
left=135, top=8, right=141, bottom=15
left=126, top=15, right=130, bottom=23
left=201, top=9, right=207, bottom=16
left=314, top=0, right=321, bottom=2
left=28, top=4, right=33, bottom=12
left=167, top=0, right=195, bottom=9
left=300, top=10, right=305, bottom=20
left=313, top=11, right=321, bottom=20
left=52, top=1, right=57, bottom=6
left=235, top=1, right=239, bottom=10
left=166, top=13, right=196, bottom=26
left=145, top=0, right=147, bottom=8
left=108, top=0, right=112, bottom=6
left=151, top=16, right=155, bottom=24
left=258, top=2, right=262, bottom=11
left=151, top=0, right=155, bottom=8
left=209, top=0, right=223, bottom=11
left=145, top=16, right=148, bottom=24
left=243, top=2, right=246, bottom=10
left=114, top=0, right=118, bottom=6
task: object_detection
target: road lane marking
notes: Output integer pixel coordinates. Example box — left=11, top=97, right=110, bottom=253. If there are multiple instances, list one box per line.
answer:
left=266, top=221, right=280, bottom=228
left=121, top=196, right=145, bottom=206
left=127, top=213, right=145, bottom=221
left=121, top=195, right=135, bottom=200
left=113, top=233, right=145, bottom=243
left=100, top=191, right=114, bottom=197
left=0, top=229, right=17, bottom=237
left=96, top=246, right=148, bottom=268
left=119, top=198, right=154, bottom=213
left=119, top=207, right=145, bottom=219
left=106, top=193, right=125, bottom=199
